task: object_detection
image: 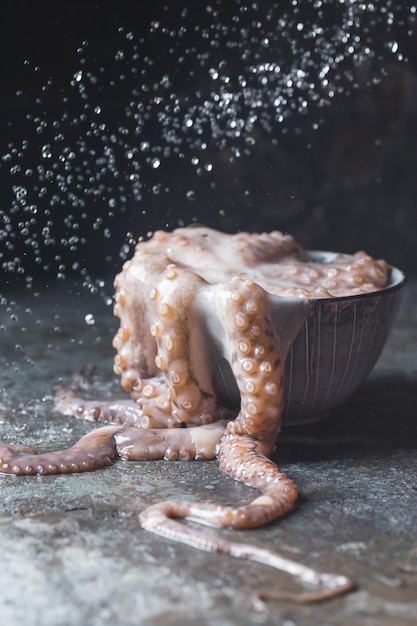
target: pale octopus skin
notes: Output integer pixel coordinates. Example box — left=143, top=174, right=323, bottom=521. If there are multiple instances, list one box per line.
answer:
left=0, top=227, right=390, bottom=605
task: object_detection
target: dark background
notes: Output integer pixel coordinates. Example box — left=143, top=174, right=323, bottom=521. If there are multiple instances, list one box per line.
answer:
left=1, top=1, right=416, bottom=287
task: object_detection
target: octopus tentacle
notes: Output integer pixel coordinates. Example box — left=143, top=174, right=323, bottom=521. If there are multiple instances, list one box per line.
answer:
left=138, top=433, right=355, bottom=601
left=112, top=253, right=184, bottom=428
left=215, top=277, right=289, bottom=441
left=114, top=421, right=227, bottom=461
left=56, top=380, right=194, bottom=430
left=55, top=362, right=180, bottom=429
left=139, top=431, right=297, bottom=527
left=139, top=491, right=355, bottom=604
left=147, top=267, right=223, bottom=425
left=112, top=252, right=171, bottom=385
left=56, top=386, right=150, bottom=427
left=54, top=365, right=150, bottom=427
left=0, top=426, right=120, bottom=475
left=113, top=259, right=236, bottom=428
left=0, top=421, right=228, bottom=475
left=138, top=274, right=351, bottom=601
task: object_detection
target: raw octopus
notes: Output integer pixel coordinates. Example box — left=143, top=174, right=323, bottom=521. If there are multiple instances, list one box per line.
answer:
left=0, top=227, right=390, bottom=604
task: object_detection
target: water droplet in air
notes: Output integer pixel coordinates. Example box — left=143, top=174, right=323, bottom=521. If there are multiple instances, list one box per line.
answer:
left=85, top=314, right=95, bottom=326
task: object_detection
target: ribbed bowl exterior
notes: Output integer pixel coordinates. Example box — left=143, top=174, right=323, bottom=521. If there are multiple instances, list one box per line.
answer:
left=282, top=267, right=405, bottom=426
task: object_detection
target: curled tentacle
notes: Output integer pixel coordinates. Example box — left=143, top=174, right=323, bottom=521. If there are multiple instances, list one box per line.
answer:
left=139, top=430, right=355, bottom=602
left=139, top=500, right=355, bottom=604
left=139, top=430, right=297, bottom=531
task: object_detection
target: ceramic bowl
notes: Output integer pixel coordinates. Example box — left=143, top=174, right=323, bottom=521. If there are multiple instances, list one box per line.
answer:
left=281, top=252, right=406, bottom=425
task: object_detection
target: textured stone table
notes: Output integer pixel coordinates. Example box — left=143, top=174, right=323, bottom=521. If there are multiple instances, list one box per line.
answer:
left=1, top=280, right=416, bottom=626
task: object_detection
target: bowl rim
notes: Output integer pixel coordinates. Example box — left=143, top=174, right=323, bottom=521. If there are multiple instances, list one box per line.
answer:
left=305, top=250, right=406, bottom=303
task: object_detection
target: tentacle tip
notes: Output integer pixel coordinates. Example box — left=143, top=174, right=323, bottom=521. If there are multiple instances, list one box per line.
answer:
left=251, top=574, right=356, bottom=610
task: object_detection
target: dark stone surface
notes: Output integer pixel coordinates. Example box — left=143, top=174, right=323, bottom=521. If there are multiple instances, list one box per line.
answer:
left=0, top=280, right=416, bottom=625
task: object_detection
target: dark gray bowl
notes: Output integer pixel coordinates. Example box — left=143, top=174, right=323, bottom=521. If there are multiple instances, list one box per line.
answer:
left=281, top=253, right=406, bottom=426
